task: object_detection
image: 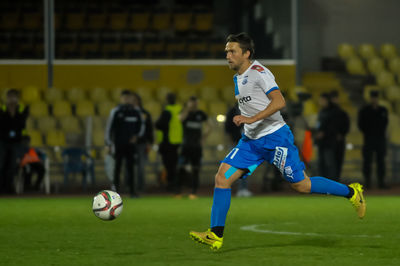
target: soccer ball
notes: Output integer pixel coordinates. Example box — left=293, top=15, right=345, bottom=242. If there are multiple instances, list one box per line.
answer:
left=92, top=190, right=123, bottom=221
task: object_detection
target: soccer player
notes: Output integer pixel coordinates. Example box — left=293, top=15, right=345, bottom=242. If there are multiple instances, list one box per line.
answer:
left=189, top=33, right=366, bottom=250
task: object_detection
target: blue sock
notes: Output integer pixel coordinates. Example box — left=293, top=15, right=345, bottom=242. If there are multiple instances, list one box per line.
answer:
left=210, top=188, right=231, bottom=233
left=310, top=176, right=350, bottom=197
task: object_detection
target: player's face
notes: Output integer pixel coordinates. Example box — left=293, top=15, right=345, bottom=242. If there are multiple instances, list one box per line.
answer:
left=225, top=42, right=249, bottom=71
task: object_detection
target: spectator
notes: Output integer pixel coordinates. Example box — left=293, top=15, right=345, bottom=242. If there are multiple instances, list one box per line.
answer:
left=155, top=93, right=183, bottom=192
left=0, top=89, right=29, bottom=194
left=19, top=136, right=45, bottom=191
left=225, top=103, right=253, bottom=197
left=105, top=90, right=143, bottom=197
left=177, top=96, right=211, bottom=199
left=358, top=90, right=389, bottom=189
left=330, top=90, right=350, bottom=180
left=131, top=92, right=154, bottom=192
left=315, top=93, right=338, bottom=180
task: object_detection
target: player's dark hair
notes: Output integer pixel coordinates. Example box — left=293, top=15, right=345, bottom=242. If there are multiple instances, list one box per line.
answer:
left=189, top=95, right=198, bottom=101
left=7, top=88, right=20, bottom=97
left=330, top=90, right=339, bottom=98
left=166, top=93, right=176, bottom=105
left=120, top=89, right=132, bottom=96
left=226, top=32, right=255, bottom=59
left=370, top=90, right=379, bottom=98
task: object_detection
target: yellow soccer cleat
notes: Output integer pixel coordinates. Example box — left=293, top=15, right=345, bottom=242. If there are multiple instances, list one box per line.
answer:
left=189, top=229, right=223, bottom=250
left=349, top=183, right=366, bottom=219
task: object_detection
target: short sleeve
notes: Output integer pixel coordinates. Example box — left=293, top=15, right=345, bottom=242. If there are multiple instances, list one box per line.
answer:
left=256, top=68, right=279, bottom=95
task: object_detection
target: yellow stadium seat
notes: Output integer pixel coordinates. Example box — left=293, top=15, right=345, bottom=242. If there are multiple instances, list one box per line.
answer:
left=87, top=13, right=107, bottom=30
left=59, top=116, right=81, bottom=133
left=129, top=12, right=150, bottom=31
left=197, top=100, right=208, bottom=113
left=28, top=130, right=43, bottom=147
left=358, top=44, right=376, bottom=59
left=389, top=114, right=400, bottom=144
left=0, top=13, right=19, bottom=30
left=76, top=100, right=95, bottom=117
left=21, top=86, right=41, bottom=103
left=45, top=88, right=64, bottom=102
left=52, top=100, right=72, bottom=118
left=199, top=87, right=220, bottom=102
left=46, top=130, right=66, bottom=147
left=379, top=99, right=392, bottom=113
left=109, top=12, right=129, bottom=30
left=346, top=57, right=367, bottom=75
left=111, top=88, right=126, bottom=102
left=29, top=101, right=48, bottom=118
left=380, top=43, right=397, bottom=60
left=65, top=12, right=85, bottom=30
left=22, top=12, right=42, bottom=30
left=209, top=102, right=227, bottom=116
left=367, top=57, right=385, bottom=75
left=376, top=71, right=395, bottom=87
left=91, top=116, right=105, bottom=130
left=363, top=85, right=382, bottom=101
left=66, top=88, right=86, bottom=103
left=178, top=87, right=198, bottom=102
left=152, top=12, right=171, bottom=31
left=143, top=101, right=162, bottom=120
left=156, top=87, right=175, bottom=102
left=136, top=87, right=154, bottom=102
left=302, top=100, right=318, bottom=116
left=173, top=12, right=192, bottom=32
left=92, top=130, right=105, bottom=147
left=37, top=116, right=57, bottom=132
left=388, top=57, right=400, bottom=73
left=193, top=12, right=213, bottom=32
left=89, top=87, right=109, bottom=102
left=220, top=86, right=235, bottom=103
left=26, top=117, right=36, bottom=130
left=97, top=101, right=116, bottom=117
left=337, top=43, right=355, bottom=60
left=385, top=86, right=400, bottom=102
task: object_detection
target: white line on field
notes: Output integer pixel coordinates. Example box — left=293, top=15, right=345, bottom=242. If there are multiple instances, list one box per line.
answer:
left=240, top=224, right=382, bottom=238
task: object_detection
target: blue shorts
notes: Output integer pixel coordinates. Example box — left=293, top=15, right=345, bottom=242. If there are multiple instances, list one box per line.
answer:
left=222, top=125, right=305, bottom=183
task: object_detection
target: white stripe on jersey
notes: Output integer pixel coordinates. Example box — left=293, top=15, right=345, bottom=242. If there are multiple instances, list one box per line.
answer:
left=233, top=60, right=286, bottom=139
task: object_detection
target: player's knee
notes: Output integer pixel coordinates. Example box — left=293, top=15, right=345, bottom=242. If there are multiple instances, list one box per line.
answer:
left=291, top=178, right=311, bottom=193
left=215, top=172, right=230, bottom=188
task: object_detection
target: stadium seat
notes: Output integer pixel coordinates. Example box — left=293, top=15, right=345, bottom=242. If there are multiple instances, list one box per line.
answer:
left=129, top=11, right=150, bottom=31
left=91, top=116, right=105, bottom=130
left=220, top=86, right=235, bottom=103
left=22, top=11, right=42, bottom=30
left=65, top=10, right=85, bottom=30
left=173, top=11, right=193, bottom=33
left=337, top=43, right=355, bottom=60
left=122, top=35, right=143, bottom=58
left=21, top=86, right=41, bottom=104
left=97, top=101, right=116, bottom=117
left=358, top=44, right=376, bottom=59
left=199, top=87, right=220, bottom=102
left=26, top=117, right=35, bottom=130
left=376, top=71, right=395, bottom=87
left=92, top=130, right=105, bottom=147
left=367, top=57, right=385, bottom=75
left=178, top=87, right=198, bottom=102
left=111, top=88, right=125, bottom=102
left=28, top=130, right=43, bottom=147
left=44, top=88, right=64, bottom=102
left=388, top=57, right=400, bottom=73
left=302, top=100, right=318, bottom=116
left=165, top=38, right=186, bottom=58
left=385, top=86, right=400, bottom=102
left=37, top=116, right=57, bottom=132
left=143, top=101, right=162, bottom=120
left=46, top=130, right=66, bottom=147
left=0, top=12, right=20, bottom=30
left=136, top=87, right=154, bottom=102
left=208, top=101, right=227, bottom=116
left=101, top=35, right=121, bottom=58
left=87, top=13, right=107, bottom=30
left=152, top=10, right=171, bottom=31
left=197, top=100, right=208, bottom=113
left=52, top=100, right=72, bottom=117
left=66, top=88, right=86, bottom=103
left=89, top=87, right=109, bottom=102
left=380, top=43, right=397, bottom=60
left=109, top=12, right=129, bottom=30
left=29, top=101, right=49, bottom=118
left=193, top=12, right=213, bottom=33
left=144, top=36, right=165, bottom=58
left=79, top=35, right=100, bottom=58
left=346, top=57, right=367, bottom=75
left=76, top=100, right=96, bottom=117
left=59, top=116, right=81, bottom=133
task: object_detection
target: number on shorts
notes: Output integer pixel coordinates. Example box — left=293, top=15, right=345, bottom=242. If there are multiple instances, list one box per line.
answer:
left=227, top=148, right=239, bottom=159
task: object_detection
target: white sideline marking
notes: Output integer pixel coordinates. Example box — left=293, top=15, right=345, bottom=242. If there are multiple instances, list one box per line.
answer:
left=240, top=224, right=382, bottom=238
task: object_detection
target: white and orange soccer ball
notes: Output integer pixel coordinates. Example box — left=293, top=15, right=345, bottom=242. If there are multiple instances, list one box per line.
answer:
left=92, top=190, right=123, bottom=221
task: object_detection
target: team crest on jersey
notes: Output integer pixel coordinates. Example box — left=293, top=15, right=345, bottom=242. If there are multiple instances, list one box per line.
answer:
left=273, top=146, right=288, bottom=174
left=251, top=65, right=266, bottom=73
left=242, top=78, right=248, bottom=85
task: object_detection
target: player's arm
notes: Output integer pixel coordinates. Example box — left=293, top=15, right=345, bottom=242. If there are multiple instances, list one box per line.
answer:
left=233, top=90, right=286, bottom=126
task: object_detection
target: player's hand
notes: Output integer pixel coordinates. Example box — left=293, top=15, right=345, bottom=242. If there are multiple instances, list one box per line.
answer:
left=233, top=115, right=255, bottom=126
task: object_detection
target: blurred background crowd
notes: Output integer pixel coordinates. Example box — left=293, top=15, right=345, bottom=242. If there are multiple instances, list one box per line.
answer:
left=1, top=0, right=400, bottom=196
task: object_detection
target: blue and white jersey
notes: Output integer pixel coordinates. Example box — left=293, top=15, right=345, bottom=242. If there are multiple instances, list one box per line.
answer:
left=233, top=60, right=286, bottom=139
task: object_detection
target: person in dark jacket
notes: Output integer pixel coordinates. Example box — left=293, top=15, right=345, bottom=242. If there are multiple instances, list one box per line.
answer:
left=105, top=90, right=143, bottom=197
left=131, top=92, right=154, bottom=192
left=0, top=89, right=29, bottom=194
left=358, top=90, right=389, bottom=189
left=330, top=90, right=350, bottom=180
left=177, top=96, right=210, bottom=199
left=315, top=93, right=338, bottom=180
left=155, top=93, right=183, bottom=192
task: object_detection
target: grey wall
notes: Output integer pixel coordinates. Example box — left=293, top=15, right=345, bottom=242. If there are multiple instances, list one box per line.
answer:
left=299, top=0, right=400, bottom=74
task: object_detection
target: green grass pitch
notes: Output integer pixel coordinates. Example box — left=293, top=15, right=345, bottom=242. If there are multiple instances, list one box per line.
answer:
left=1, top=195, right=399, bottom=266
